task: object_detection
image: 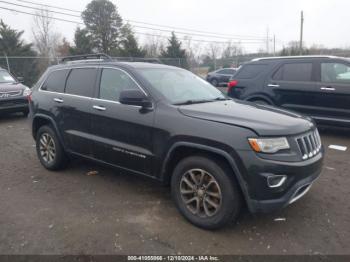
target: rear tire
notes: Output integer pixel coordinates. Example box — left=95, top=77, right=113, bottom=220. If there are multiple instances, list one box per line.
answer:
left=36, top=125, right=68, bottom=170
left=211, top=79, right=219, bottom=87
left=171, top=155, right=242, bottom=230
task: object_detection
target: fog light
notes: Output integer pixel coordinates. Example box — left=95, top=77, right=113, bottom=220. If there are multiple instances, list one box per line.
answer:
left=267, top=175, right=287, bottom=188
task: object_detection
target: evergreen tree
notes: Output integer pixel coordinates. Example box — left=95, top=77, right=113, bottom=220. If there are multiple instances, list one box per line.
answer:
left=161, top=32, right=188, bottom=68
left=82, top=0, right=124, bottom=53
left=0, top=20, right=38, bottom=86
left=117, top=25, right=146, bottom=57
left=70, top=27, right=94, bottom=55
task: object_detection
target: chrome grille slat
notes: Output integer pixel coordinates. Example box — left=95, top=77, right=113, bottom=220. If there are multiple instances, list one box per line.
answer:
left=295, top=129, right=322, bottom=161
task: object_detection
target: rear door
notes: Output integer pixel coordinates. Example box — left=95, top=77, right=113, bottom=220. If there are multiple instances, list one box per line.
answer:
left=266, top=61, right=318, bottom=115
left=60, top=67, right=98, bottom=156
left=90, top=67, right=155, bottom=175
left=312, top=60, right=350, bottom=123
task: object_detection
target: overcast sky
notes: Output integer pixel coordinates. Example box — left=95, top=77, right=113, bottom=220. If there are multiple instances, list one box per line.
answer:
left=0, top=0, right=349, bottom=54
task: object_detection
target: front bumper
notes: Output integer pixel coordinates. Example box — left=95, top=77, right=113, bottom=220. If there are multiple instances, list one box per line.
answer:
left=235, top=148, right=324, bottom=213
left=0, top=97, right=28, bottom=113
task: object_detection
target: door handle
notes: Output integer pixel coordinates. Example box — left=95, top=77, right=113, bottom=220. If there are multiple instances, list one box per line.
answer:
left=268, top=84, right=280, bottom=88
left=53, top=98, right=64, bottom=103
left=320, top=87, right=336, bottom=91
left=93, top=105, right=106, bottom=111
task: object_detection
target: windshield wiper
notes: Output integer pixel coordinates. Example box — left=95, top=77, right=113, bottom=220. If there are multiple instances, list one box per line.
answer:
left=174, top=99, right=214, bottom=105
left=174, top=97, right=230, bottom=105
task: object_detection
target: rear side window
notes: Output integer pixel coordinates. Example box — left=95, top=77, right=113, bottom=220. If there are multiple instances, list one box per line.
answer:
left=65, top=68, right=97, bottom=97
left=235, top=64, right=267, bottom=79
left=273, top=63, right=312, bottom=82
left=42, top=70, right=69, bottom=93
left=321, top=62, right=350, bottom=83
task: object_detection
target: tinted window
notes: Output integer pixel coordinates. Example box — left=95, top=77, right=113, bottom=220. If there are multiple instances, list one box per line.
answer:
left=65, top=68, right=97, bottom=97
left=235, top=64, right=267, bottom=79
left=321, top=62, right=350, bottom=83
left=43, top=70, right=69, bottom=93
left=273, top=63, right=312, bottom=81
left=99, top=68, right=139, bottom=101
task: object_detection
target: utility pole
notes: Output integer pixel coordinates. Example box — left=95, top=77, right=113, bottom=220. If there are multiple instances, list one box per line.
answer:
left=266, top=27, right=269, bottom=54
left=299, top=11, right=304, bottom=55
left=273, top=35, right=276, bottom=56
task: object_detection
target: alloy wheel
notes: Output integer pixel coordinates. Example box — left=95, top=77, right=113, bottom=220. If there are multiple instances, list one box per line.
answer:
left=180, top=169, right=222, bottom=217
left=39, top=133, right=56, bottom=164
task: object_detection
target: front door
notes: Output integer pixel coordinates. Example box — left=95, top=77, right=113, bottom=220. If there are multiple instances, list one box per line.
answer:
left=90, top=67, right=155, bottom=176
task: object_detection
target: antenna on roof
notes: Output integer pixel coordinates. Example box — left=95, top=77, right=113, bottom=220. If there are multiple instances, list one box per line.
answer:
left=60, top=53, right=113, bottom=63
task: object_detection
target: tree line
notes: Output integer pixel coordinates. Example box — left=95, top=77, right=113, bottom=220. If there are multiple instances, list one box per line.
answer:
left=0, top=0, right=189, bottom=85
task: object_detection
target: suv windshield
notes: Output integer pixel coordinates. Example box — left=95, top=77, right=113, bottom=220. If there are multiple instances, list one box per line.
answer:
left=138, top=68, right=226, bottom=104
left=0, top=70, right=16, bottom=84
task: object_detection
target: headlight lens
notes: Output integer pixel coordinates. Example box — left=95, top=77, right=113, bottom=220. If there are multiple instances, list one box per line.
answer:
left=248, top=137, right=290, bottom=153
left=23, top=88, right=31, bottom=97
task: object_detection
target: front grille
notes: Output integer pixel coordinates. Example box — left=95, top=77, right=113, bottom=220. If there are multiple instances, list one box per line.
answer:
left=296, top=129, right=322, bottom=160
left=0, top=90, right=22, bottom=98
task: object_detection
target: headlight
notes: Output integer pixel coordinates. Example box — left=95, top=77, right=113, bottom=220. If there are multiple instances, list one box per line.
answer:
left=23, top=88, right=31, bottom=97
left=248, top=137, right=290, bottom=153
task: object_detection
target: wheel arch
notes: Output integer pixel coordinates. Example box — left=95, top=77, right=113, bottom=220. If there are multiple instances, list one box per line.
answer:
left=160, top=142, right=251, bottom=208
left=246, top=94, right=274, bottom=105
left=32, top=114, right=65, bottom=148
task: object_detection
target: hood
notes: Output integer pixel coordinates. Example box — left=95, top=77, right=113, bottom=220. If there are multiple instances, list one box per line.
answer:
left=0, top=83, right=27, bottom=99
left=178, top=100, right=315, bottom=136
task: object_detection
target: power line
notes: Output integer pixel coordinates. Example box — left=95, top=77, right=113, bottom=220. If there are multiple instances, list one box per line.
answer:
left=3, top=1, right=266, bottom=41
left=13, top=0, right=267, bottom=40
left=0, top=6, right=261, bottom=44
left=1, top=0, right=81, bottom=18
left=14, top=0, right=80, bottom=13
left=0, top=6, right=266, bottom=45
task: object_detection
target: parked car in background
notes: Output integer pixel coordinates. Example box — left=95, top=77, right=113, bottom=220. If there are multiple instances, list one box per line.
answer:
left=227, top=56, right=350, bottom=127
left=0, top=67, right=30, bottom=116
left=206, top=68, right=237, bottom=87
left=29, top=54, right=323, bottom=229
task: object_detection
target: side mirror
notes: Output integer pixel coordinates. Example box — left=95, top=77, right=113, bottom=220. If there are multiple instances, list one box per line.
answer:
left=119, top=89, right=152, bottom=108
left=17, top=76, right=24, bottom=83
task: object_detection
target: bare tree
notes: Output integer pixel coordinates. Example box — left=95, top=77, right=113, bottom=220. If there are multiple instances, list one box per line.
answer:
left=143, top=34, right=164, bottom=57
left=221, top=42, right=243, bottom=67
left=208, top=43, right=221, bottom=70
left=32, top=8, right=61, bottom=68
left=183, top=36, right=203, bottom=72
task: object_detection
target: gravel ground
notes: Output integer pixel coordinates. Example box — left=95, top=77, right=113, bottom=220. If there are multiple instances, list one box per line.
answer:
left=0, top=114, right=349, bottom=255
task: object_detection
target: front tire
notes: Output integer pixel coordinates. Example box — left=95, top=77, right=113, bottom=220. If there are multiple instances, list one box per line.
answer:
left=171, top=156, right=242, bottom=230
left=36, top=125, right=68, bottom=170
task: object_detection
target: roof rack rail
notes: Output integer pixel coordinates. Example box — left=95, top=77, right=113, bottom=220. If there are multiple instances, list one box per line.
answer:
left=252, top=55, right=339, bottom=62
left=60, top=53, right=113, bottom=63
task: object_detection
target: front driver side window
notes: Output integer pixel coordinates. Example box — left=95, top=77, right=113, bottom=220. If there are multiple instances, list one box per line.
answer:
left=321, top=63, right=350, bottom=83
left=99, top=68, right=139, bottom=102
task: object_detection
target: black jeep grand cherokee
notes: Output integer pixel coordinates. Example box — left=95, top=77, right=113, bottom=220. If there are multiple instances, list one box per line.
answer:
left=29, top=55, right=324, bottom=229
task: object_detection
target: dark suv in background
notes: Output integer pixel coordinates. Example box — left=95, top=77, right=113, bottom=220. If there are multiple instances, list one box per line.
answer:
left=0, top=67, right=30, bottom=116
left=29, top=54, right=323, bottom=229
left=227, top=56, right=350, bottom=127
left=206, top=68, right=237, bottom=87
